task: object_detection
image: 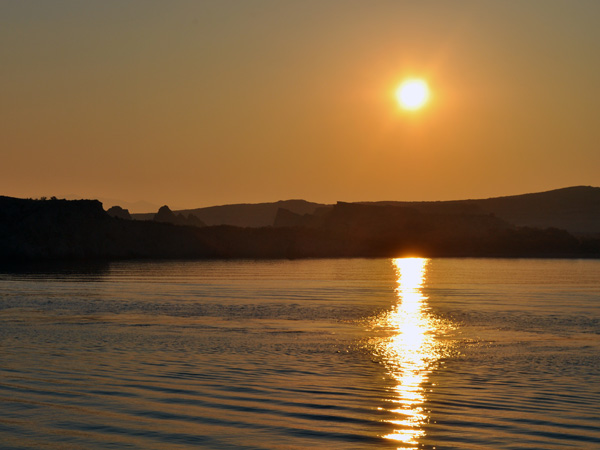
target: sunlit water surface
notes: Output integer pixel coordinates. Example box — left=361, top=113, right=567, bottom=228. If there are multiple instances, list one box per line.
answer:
left=1, top=258, right=599, bottom=449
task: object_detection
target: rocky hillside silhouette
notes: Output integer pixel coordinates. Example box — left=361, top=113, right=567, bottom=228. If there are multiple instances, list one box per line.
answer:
left=1, top=190, right=598, bottom=261
left=272, top=201, right=593, bottom=257
left=0, top=197, right=211, bottom=259
left=362, top=186, right=600, bottom=235
left=153, top=205, right=205, bottom=227
left=133, top=200, right=325, bottom=227
left=132, top=186, right=600, bottom=235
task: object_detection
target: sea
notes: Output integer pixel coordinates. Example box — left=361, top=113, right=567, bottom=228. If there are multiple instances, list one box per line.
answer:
left=0, top=258, right=599, bottom=449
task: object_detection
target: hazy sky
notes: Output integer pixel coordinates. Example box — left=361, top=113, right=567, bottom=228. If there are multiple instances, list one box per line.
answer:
left=2, top=1, right=599, bottom=211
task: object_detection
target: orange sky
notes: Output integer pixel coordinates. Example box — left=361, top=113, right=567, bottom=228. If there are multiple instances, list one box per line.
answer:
left=2, top=1, right=599, bottom=211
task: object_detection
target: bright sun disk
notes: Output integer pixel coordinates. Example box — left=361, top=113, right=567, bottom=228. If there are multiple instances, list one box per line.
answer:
left=396, top=79, right=429, bottom=110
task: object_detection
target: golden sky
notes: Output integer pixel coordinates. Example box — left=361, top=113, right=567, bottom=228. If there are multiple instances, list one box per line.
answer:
left=2, top=1, right=599, bottom=211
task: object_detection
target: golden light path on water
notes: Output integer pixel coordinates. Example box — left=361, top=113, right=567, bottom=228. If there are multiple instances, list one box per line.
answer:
left=370, top=258, right=453, bottom=448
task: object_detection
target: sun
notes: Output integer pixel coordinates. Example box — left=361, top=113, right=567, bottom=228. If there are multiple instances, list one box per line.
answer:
left=396, top=79, right=429, bottom=110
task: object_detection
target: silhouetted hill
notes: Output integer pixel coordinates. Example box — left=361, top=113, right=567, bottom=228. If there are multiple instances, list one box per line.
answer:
left=476, top=186, right=600, bottom=235
left=130, top=186, right=599, bottom=235
left=1, top=192, right=599, bottom=261
left=133, top=200, right=326, bottom=227
left=363, top=186, right=600, bottom=235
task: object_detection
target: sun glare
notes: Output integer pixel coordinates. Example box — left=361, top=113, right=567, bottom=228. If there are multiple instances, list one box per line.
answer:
left=367, top=258, right=455, bottom=447
left=396, top=79, right=429, bottom=110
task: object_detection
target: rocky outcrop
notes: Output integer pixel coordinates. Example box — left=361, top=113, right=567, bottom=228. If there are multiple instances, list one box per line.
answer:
left=154, top=205, right=177, bottom=223
left=107, top=205, right=131, bottom=220
left=153, top=205, right=205, bottom=227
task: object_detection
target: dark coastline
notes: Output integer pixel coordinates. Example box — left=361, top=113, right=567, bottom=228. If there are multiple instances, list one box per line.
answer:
left=1, top=194, right=599, bottom=262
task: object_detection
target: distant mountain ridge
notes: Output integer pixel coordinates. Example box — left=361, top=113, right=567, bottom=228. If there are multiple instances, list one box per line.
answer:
left=133, top=200, right=326, bottom=227
left=132, top=186, right=600, bottom=235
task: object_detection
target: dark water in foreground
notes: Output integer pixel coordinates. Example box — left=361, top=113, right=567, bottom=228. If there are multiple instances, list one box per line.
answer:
left=0, top=258, right=599, bottom=449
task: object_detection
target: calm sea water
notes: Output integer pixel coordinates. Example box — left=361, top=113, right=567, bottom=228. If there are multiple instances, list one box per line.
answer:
left=0, top=258, right=599, bottom=449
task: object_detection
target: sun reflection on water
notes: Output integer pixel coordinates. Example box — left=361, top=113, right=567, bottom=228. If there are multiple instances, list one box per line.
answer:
left=370, top=257, right=451, bottom=448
